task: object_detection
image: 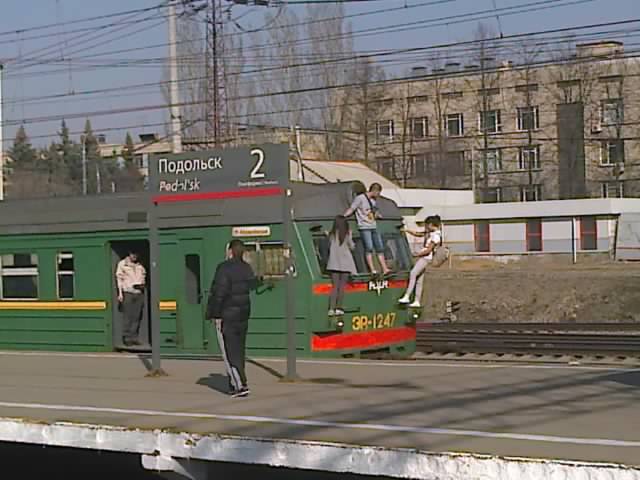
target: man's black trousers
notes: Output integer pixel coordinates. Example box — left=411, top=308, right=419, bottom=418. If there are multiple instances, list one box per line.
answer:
left=215, top=315, right=249, bottom=390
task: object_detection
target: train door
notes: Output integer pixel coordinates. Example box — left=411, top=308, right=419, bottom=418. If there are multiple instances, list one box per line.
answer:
left=109, top=240, right=151, bottom=351
left=177, top=239, right=206, bottom=351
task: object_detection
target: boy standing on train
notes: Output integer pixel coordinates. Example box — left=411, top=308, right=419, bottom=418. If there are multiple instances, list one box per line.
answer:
left=116, top=251, right=146, bottom=347
left=343, top=182, right=391, bottom=277
left=206, top=240, right=258, bottom=398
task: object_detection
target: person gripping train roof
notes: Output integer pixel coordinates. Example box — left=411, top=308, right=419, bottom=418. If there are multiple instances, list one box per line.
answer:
left=343, top=182, right=391, bottom=277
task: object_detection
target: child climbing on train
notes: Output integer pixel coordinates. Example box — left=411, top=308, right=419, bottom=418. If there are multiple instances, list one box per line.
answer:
left=326, top=215, right=357, bottom=316
left=398, top=215, right=443, bottom=308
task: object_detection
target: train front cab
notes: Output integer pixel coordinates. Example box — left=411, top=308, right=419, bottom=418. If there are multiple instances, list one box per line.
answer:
left=301, top=219, right=417, bottom=359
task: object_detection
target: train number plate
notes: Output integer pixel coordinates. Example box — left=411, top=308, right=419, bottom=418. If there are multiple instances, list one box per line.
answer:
left=352, top=313, right=396, bottom=331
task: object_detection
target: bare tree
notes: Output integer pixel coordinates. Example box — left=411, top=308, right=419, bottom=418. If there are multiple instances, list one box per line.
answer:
left=470, top=23, right=502, bottom=201
left=306, top=3, right=355, bottom=160
left=345, top=56, right=386, bottom=166
left=252, top=8, right=308, bottom=129
left=513, top=40, right=544, bottom=195
left=393, top=83, right=417, bottom=187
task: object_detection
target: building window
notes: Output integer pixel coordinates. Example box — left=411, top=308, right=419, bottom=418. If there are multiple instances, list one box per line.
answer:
left=378, top=157, right=394, bottom=179
left=600, top=140, right=624, bottom=166
left=601, top=181, right=624, bottom=198
left=526, top=219, right=542, bottom=252
left=517, top=106, right=539, bottom=131
left=600, top=99, right=623, bottom=126
left=414, top=153, right=435, bottom=179
left=395, top=156, right=415, bottom=180
left=518, top=145, right=541, bottom=170
left=479, top=109, right=502, bottom=134
left=408, top=95, right=429, bottom=105
left=56, top=252, right=75, bottom=300
left=520, top=184, right=542, bottom=202
left=376, top=120, right=394, bottom=143
left=445, top=113, right=464, bottom=137
left=481, top=149, right=502, bottom=173
left=580, top=217, right=597, bottom=250
left=410, top=117, right=428, bottom=139
left=0, top=253, right=39, bottom=300
left=482, top=187, right=502, bottom=203
left=445, top=150, right=470, bottom=176
left=474, top=222, right=490, bottom=252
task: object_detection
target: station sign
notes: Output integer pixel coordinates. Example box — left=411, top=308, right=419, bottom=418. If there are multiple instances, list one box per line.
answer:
left=149, top=143, right=289, bottom=202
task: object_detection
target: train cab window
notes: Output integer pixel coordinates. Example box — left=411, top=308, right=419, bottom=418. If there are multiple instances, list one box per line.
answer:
left=383, top=233, right=412, bottom=271
left=185, top=254, right=201, bottom=304
left=313, top=232, right=411, bottom=276
left=0, top=253, right=39, bottom=299
left=243, top=242, right=288, bottom=278
left=56, top=252, right=75, bottom=300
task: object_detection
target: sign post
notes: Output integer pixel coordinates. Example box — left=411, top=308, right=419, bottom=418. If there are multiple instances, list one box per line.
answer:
left=147, top=144, right=295, bottom=378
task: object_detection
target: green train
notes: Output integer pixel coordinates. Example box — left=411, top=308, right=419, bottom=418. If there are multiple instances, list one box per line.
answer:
left=0, top=182, right=416, bottom=358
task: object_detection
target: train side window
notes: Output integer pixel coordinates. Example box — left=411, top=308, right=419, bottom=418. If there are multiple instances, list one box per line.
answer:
left=56, top=252, right=75, bottom=300
left=0, top=253, right=39, bottom=300
left=185, top=254, right=201, bottom=304
left=242, top=242, right=288, bottom=278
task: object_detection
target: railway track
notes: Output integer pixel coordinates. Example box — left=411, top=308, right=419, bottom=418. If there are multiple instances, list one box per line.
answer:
left=415, top=322, right=640, bottom=358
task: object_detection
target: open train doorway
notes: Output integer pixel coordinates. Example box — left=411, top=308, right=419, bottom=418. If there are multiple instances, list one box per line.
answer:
left=110, top=240, right=151, bottom=352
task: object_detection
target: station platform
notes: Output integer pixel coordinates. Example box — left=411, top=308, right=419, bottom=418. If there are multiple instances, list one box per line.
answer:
left=0, top=351, right=638, bottom=479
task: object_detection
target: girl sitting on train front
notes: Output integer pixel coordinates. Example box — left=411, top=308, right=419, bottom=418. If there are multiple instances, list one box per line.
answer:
left=326, top=215, right=357, bottom=316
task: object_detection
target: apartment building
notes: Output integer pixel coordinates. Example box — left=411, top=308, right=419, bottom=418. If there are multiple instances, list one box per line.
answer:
left=367, top=41, right=639, bottom=203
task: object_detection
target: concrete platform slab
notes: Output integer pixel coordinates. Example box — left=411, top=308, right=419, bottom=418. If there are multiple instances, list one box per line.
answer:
left=0, top=352, right=638, bottom=478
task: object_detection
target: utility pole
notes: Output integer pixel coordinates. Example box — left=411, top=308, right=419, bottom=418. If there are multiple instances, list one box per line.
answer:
left=168, top=1, right=183, bottom=154
left=0, top=64, right=4, bottom=201
left=206, top=1, right=273, bottom=146
left=81, top=135, right=87, bottom=195
left=205, top=0, right=224, bottom=146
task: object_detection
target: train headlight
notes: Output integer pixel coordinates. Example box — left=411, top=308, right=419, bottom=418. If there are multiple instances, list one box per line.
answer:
left=336, top=319, right=345, bottom=329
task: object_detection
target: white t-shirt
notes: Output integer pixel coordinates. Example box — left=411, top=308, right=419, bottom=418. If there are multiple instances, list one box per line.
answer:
left=423, top=229, right=442, bottom=260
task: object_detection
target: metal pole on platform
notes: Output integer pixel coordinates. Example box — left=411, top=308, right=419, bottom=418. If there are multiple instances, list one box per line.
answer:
left=145, top=1, right=182, bottom=377
left=282, top=185, right=298, bottom=381
left=148, top=199, right=165, bottom=376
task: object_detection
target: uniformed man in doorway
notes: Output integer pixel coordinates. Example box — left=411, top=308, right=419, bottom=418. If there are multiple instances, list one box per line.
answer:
left=116, top=251, right=146, bottom=347
left=206, top=240, right=258, bottom=398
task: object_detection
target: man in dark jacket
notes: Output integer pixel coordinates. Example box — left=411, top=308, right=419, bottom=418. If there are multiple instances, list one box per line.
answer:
left=206, top=239, right=258, bottom=398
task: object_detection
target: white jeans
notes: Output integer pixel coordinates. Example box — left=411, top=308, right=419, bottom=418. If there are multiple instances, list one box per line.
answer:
left=405, top=257, right=430, bottom=302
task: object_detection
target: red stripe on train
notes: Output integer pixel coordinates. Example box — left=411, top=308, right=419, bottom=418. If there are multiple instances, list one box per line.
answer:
left=311, top=326, right=416, bottom=351
left=153, top=187, right=284, bottom=204
left=312, top=279, right=408, bottom=295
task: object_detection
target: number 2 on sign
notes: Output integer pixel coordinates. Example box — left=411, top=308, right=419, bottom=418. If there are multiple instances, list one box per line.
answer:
left=250, top=148, right=266, bottom=179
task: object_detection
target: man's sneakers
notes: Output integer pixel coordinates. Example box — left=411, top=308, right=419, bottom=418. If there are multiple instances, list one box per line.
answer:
left=231, top=387, right=250, bottom=398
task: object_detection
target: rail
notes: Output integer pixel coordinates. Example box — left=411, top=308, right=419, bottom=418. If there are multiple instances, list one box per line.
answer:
left=416, top=322, right=640, bottom=357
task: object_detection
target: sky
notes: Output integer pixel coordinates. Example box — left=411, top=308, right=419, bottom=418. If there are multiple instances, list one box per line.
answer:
left=0, top=0, right=638, bottom=149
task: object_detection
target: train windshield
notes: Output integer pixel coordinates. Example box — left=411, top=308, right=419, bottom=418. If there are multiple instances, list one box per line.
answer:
left=314, top=232, right=412, bottom=276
